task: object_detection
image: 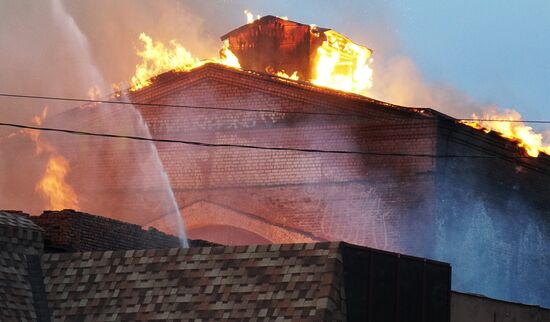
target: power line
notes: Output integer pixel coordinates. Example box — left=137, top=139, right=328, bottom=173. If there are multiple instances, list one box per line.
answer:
left=1, top=92, right=550, bottom=124
left=458, top=118, right=550, bottom=124
left=0, top=92, right=369, bottom=119
left=0, top=121, right=545, bottom=160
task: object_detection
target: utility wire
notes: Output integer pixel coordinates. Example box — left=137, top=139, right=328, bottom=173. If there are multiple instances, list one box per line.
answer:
left=1, top=92, right=550, bottom=124
left=0, top=121, right=546, bottom=160
left=0, top=93, right=370, bottom=119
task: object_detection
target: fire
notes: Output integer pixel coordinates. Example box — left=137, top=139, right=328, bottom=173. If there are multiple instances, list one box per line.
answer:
left=461, top=109, right=550, bottom=157
left=244, top=10, right=261, bottom=24
left=243, top=10, right=288, bottom=23
left=275, top=71, right=299, bottom=80
left=111, top=83, right=122, bottom=98
left=87, top=86, right=101, bottom=100
left=311, top=30, right=374, bottom=95
left=130, top=33, right=240, bottom=91
left=36, top=155, right=79, bottom=210
left=130, top=15, right=373, bottom=97
left=23, top=107, right=80, bottom=209
left=269, top=29, right=374, bottom=96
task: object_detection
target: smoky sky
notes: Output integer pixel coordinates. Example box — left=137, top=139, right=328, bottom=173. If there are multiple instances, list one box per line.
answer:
left=0, top=0, right=485, bottom=126
left=0, top=1, right=547, bottom=137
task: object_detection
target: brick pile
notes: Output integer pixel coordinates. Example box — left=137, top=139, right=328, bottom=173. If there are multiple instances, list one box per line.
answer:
left=30, top=210, right=188, bottom=252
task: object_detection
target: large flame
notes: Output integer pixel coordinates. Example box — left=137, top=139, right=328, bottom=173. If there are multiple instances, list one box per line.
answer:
left=130, top=33, right=240, bottom=91
left=130, top=13, right=373, bottom=96
left=241, top=12, right=374, bottom=95
left=23, top=107, right=79, bottom=209
left=36, top=155, right=79, bottom=210
left=311, top=30, right=374, bottom=95
left=461, top=109, right=550, bottom=157
left=128, top=19, right=548, bottom=160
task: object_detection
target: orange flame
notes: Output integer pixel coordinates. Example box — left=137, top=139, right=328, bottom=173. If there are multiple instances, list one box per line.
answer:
left=36, top=155, right=79, bottom=210
left=311, top=30, right=374, bottom=95
left=239, top=13, right=374, bottom=96
left=130, top=17, right=373, bottom=97
left=461, top=109, right=550, bottom=157
left=275, top=71, right=299, bottom=80
left=130, top=33, right=240, bottom=91
left=24, top=107, right=79, bottom=209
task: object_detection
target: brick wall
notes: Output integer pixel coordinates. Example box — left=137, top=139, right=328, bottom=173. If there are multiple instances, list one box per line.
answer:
left=129, top=64, right=439, bottom=253
left=433, top=119, right=550, bottom=306
left=43, top=64, right=549, bottom=306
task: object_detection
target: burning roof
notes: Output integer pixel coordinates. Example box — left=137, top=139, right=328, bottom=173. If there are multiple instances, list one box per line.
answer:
left=221, top=15, right=374, bottom=93
left=129, top=15, right=374, bottom=97
left=123, top=14, right=549, bottom=159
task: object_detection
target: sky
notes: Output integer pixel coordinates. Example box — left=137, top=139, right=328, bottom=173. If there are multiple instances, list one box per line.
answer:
left=0, top=0, right=548, bottom=127
left=234, top=0, right=550, bottom=122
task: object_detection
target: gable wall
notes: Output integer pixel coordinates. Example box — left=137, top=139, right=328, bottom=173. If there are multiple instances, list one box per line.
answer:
left=130, top=68, right=439, bottom=254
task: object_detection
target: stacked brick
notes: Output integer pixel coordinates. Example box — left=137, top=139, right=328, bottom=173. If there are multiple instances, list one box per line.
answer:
left=30, top=210, right=184, bottom=252
left=0, top=211, right=44, bottom=321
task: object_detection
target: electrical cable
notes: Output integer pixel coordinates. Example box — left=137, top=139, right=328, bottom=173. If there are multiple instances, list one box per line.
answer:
left=1, top=92, right=550, bottom=124
left=0, top=121, right=546, bottom=160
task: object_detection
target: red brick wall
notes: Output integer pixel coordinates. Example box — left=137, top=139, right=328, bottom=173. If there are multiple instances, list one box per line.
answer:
left=129, top=64, right=438, bottom=253
left=43, top=64, right=549, bottom=306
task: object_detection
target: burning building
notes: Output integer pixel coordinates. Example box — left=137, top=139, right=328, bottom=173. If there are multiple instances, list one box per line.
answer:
left=25, top=16, right=550, bottom=307
left=220, top=15, right=373, bottom=90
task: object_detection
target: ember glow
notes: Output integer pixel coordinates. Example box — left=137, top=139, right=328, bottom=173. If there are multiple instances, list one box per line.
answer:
left=130, top=33, right=240, bottom=91
left=461, top=110, right=550, bottom=157
left=24, top=107, right=79, bottom=210
left=275, top=71, right=299, bottom=80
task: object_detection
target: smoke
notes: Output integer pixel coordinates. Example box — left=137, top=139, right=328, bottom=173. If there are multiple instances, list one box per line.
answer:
left=0, top=0, right=547, bottom=305
left=369, top=56, right=484, bottom=115
left=0, top=0, right=200, bottom=243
